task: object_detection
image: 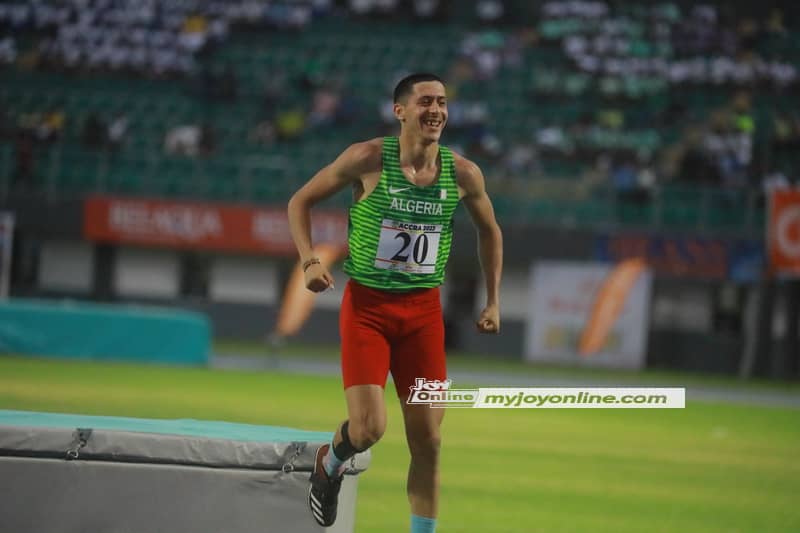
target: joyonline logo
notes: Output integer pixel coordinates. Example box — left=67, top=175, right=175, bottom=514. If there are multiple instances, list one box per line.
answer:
left=406, top=378, right=476, bottom=407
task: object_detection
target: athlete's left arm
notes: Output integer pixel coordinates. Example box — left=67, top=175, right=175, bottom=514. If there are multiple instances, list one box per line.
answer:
left=456, top=156, right=503, bottom=334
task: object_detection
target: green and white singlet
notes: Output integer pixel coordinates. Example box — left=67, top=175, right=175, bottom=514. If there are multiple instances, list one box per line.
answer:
left=342, top=136, right=460, bottom=291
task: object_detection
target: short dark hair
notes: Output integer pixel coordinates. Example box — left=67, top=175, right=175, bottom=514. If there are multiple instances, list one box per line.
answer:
left=393, top=73, right=445, bottom=103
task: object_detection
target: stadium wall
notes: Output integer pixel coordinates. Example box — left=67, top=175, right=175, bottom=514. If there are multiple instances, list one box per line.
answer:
left=2, top=195, right=774, bottom=373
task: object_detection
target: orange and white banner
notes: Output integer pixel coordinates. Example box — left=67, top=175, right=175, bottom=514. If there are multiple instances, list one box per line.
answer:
left=83, top=195, right=348, bottom=256
left=525, top=261, right=652, bottom=370
left=768, top=189, right=800, bottom=277
left=579, top=258, right=647, bottom=356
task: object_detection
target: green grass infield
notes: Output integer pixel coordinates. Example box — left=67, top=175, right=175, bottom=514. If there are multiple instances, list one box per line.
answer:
left=1, top=353, right=798, bottom=532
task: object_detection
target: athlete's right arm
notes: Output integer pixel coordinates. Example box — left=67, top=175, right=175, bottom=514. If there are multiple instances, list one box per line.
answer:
left=288, top=140, right=381, bottom=292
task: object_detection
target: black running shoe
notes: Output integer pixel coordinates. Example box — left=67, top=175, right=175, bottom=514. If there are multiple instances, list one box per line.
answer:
left=308, top=444, right=342, bottom=527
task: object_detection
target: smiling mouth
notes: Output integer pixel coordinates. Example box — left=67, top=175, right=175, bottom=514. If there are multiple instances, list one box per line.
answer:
left=422, top=118, right=443, bottom=128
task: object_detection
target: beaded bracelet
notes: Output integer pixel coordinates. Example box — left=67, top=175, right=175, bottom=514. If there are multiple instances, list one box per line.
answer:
left=302, top=257, right=321, bottom=272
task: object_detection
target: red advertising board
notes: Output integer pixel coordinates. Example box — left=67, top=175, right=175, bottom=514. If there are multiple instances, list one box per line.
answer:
left=768, top=189, right=800, bottom=277
left=83, top=196, right=348, bottom=256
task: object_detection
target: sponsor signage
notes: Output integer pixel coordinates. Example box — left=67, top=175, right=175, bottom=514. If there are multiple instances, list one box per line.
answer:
left=83, top=195, right=348, bottom=255
left=596, top=234, right=763, bottom=282
left=768, top=189, right=800, bottom=277
left=525, top=261, right=652, bottom=370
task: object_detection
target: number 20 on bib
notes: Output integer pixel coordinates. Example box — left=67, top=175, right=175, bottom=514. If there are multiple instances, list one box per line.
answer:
left=375, top=218, right=441, bottom=274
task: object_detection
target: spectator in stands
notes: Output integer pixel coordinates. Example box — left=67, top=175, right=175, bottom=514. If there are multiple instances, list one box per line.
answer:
left=275, top=109, right=306, bottom=141
left=308, top=84, right=343, bottom=130
left=347, top=0, right=400, bottom=20
left=107, top=113, right=129, bottom=153
left=0, top=36, right=16, bottom=64
left=285, top=3, right=314, bottom=30
left=762, top=169, right=791, bottom=194
left=411, top=0, right=447, bottom=23
left=459, top=31, right=504, bottom=80
left=207, top=15, right=229, bottom=47
left=673, top=5, right=719, bottom=56
left=179, top=12, right=209, bottom=54
left=164, top=124, right=202, bottom=157
left=162, top=122, right=217, bottom=158
left=611, top=153, right=639, bottom=195
left=499, top=142, right=540, bottom=182
left=468, top=130, right=503, bottom=162
left=535, top=124, right=571, bottom=154
left=703, top=107, right=752, bottom=189
left=14, top=109, right=60, bottom=144
left=151, top=47, right=189, bottom=78
left=38, top=108, right=65, bottom=143
left=475, top=0, right=505, bottom=26
left=611, top=152, right=652, bottom=221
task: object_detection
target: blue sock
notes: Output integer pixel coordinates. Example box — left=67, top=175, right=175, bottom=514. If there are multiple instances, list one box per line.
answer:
left=324, top=442, right=345, bottom=477
left=411, top=514, right=436, bottom=533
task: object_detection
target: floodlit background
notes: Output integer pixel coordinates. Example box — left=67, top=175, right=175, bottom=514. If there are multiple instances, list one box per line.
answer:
left=0, top=1, right=799, bottom=531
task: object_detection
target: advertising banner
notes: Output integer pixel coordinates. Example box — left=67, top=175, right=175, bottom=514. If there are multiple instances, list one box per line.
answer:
left=595, top=234, right=763, bottom=282
left=83, top=195, right=348, bottom=256
left=768, top=188, right=800, bottom=277
left=525, top=261, right=652, bottom=369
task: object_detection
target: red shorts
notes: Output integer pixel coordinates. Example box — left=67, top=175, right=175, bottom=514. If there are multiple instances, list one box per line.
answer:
left=340, top=279, right=446, bottom=398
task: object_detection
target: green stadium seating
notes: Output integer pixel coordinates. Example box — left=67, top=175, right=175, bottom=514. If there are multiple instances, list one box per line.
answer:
left=0, top=10, right=781, bottom=237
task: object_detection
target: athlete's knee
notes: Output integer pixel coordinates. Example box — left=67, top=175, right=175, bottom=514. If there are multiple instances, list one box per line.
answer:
left=348, top=415, right=386, bottom=449
left=407, top=427, right=441, bottom=459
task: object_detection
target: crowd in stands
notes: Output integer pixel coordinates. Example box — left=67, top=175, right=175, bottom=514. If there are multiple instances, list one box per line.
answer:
left=547, top=3, right=797, bottom=87
left=523, top=0, right=800, bottom=205
left=2, top=0, right=799, bottom=218
left=0, top=0, right=325, bottom=77
left=342, top=0, right=517, bottom=25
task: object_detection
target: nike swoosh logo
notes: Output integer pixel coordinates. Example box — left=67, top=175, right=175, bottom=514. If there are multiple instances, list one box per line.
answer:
left=389, top=186, right=411, bottom=194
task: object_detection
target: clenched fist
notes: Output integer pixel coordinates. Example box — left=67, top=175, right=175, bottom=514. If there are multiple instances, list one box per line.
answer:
left=476, top=304, right=500, bottom=334
left=304, top=263, right=335, bottom=293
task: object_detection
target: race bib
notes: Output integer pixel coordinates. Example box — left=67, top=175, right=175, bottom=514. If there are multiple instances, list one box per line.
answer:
left=375, top=219, right=441, bottom=274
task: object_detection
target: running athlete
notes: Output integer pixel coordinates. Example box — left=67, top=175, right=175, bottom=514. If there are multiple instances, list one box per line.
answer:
left=287, top=73, right=503, bottom=533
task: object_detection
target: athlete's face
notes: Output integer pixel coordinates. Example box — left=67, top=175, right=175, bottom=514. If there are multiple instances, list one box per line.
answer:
left=395, top=81, right=448, bottom=143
